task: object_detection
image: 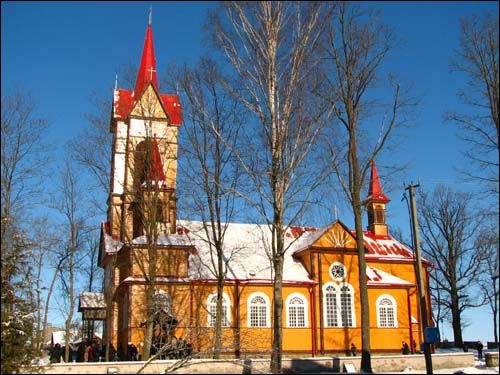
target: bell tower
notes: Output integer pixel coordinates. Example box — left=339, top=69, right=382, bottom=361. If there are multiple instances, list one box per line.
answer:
left=364, top=160, right=390, bottom=236
left=108, top=13, right=183, bottom=242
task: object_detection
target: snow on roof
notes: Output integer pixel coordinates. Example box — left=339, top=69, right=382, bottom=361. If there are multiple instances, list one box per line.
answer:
left=363, top=231, right=431, bottom=265
left=178, top=220, right=315, bottom=284
left=78, top=292, right=106, bottom=310
left=366, top=266, right=413, bottom=286
left=101, top=222, right=123, bottom=254
left=51, top=330, right=79, bottom=345
left=130, top=233, right=192, bottom=247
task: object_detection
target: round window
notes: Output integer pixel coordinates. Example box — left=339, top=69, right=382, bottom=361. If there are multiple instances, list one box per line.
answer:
left=330, top=262, right=346, bottom=281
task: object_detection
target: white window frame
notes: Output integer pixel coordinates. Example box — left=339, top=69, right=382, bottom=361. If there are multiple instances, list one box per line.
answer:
left=323, top=282, right=356, bottom=328
left=339, top=282, right=356, bottom=327
left=207, top=292, right=231, bottom=327
left=247, top=292, right=271, bottom=328
left=286, top=293, right=309, bottom=328
left=376, top=294, right=398, bottom=328
left=323, top=282, right=339, bottom=327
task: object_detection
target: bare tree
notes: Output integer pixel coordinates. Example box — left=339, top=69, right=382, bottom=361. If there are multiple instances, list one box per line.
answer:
left=168, top=58, right=244, bottom=358
left=210, top=2, right=331, bottom=372
left=113, top=83, right=181, bottom=361
left=53, top=159, right=87, bottom=362
left=317, top=3, right=414, bottom=371
left=81, top=236, right=102, bottom=293
left=69, top=63, right=138, bottom=214
left=28, top=216, right=60, bottom=351
left=418, top=186, right=488, bottom=347
left=477, top=230, right=499, bottom=346
left=1, top=89, right=51, bottom=372
left=447, top=11, right=499, bottom=198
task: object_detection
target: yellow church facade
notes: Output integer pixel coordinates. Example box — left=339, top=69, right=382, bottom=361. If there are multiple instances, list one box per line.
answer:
left=98, top=17, right=432, bottom=359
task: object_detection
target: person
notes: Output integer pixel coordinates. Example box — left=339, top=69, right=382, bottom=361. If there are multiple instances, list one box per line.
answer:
left=50, top=343, right=63, bottom=363
left=83, top=344, right=89, bottom=362
left=463, top=342, right=468, bottom=352
left=350, top=343, right=357, bottom=356
left=412, top=340, right=418, bottom=354
left=477, top=341, right=484, bottom=360
left=128, top=342, right=138, bottom=361
left=86, top=342, right=95, bottom=362
left=402, top=341, right=410, bottom=355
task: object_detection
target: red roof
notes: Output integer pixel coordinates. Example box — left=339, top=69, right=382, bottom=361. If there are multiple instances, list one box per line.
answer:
left=134, top=25, right=158, bottom=97
left=145, top=136, right=166, bottom=182
left=112, top=22, right=183, bottom=125
left=366, top=159, right=390, bottom=203
left=113, top=89, right=182, bottom=125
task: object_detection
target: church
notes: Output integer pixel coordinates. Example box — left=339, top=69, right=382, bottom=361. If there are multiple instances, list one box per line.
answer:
left=95, top=16, right=433, bottom=359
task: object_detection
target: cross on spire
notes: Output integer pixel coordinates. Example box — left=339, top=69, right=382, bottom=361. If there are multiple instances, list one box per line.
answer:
left=148, top=67, right=156, bottom=81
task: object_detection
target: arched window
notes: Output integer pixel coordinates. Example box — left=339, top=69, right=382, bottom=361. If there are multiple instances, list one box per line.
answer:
left=207, top=293, right=230, bottom=327
left=339, top=284, right=355, bottom=327
left=286, top=293, right=308, bottom=328
left=247, top=292, right=270, bottom=328
left=134, top=140, right=149, bottom=187
left=324, top=283, right=339, bottom=327
left=377, top=294, right=398, bottom=328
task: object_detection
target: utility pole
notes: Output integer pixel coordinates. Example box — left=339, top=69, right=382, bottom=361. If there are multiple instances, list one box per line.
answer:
left=406, top=183, right=433, bottom=375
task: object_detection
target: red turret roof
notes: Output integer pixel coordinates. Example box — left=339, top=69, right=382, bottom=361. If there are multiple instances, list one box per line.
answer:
left=366, top=160, right=390, bottom=203
left=145, top=135, right=166, bottom=182
left=134, top=24, right=158, bottom=97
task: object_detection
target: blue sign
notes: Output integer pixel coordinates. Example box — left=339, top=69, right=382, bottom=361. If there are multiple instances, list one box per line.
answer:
left=424, top=327, right=440, bottom=343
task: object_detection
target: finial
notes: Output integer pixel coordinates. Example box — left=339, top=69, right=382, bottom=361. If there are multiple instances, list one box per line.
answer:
left=149, top=4, right=152, bottom=25
left=115, top=74, right=118, bottom=90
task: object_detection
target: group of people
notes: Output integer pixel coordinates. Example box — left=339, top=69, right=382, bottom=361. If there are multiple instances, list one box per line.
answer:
left=83, top=341, right=101, bottom=362
left=49, top=341, right=117, bottom=363
left=49, top=343, right=64, bottom=363
left=151, top=336, right=193, bottom=360
left=401, top=340, right=421, bottom=355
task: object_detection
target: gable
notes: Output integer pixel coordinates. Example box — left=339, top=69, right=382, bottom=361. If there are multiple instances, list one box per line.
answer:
left=312, top=221, right=357, bottom=250
left=130, top=84, right=169, bottom=120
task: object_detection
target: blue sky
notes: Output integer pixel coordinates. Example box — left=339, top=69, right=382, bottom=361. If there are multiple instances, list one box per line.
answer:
left=2, top=1, right=498, bottom=342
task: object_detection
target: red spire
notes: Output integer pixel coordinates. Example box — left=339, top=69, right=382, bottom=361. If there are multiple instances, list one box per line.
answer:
left=367, top=160, right=390, bottom=203
left=145, top=135, right=166, bottom=182
left=134, top=22, right=159, bottom=97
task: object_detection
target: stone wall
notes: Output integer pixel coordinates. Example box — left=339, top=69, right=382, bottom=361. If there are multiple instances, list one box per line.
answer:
left=34, top=353, right=474, bottom=374
left=333, top=352, right=475, bottom=372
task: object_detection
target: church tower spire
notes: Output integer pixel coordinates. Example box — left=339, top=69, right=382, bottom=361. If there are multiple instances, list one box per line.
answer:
left=134, top=11, right=158, bottom=97
left=108, top=11, right=183, bottom=241
left=364, top=160, right=390, bottom=236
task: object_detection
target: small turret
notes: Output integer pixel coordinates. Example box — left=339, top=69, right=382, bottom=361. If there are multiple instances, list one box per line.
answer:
left=364, top=160, right=390, bottom=236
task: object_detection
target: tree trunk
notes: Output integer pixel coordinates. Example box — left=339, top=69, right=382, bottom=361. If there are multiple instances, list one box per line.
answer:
left=493, top=304, right=498, bottom=346
left=353, top=195, right=372, bottom=372
left=451, top=293, right=463, bottom=347
left=214, top=278, right=224, bottom=358
left=41, top=262, right=61, bottom=354
left=271, top=255, right=284, bottom=374
left=65, top=253, right=75, bottom=362
left=142, top=280, right=156, bottom=360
